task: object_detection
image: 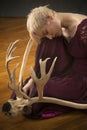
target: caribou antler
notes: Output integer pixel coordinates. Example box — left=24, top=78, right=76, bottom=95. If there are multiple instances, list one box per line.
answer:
left=29, top=58, right=87, bottom=109
left=30, top=57, right=57, bottom=99
left=5, top=39, right=33, bottom=99
left=3, top=39, right=87, bottom=117
left=5, top=40, right=22, bottom=97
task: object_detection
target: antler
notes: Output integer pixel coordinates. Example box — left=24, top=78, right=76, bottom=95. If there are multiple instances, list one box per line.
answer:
left=29, top=57, right=87, bottom=110
left=30, top=57, right=57, bottom=99
left=5, top=39, right=33, bottom=99
left=3, top=39, right=87, bottom=117
left=6, top=40, right=22, bottom=97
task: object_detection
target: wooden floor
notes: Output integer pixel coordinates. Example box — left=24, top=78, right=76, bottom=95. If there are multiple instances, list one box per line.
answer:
left=0, top=18, right=87, bottom=130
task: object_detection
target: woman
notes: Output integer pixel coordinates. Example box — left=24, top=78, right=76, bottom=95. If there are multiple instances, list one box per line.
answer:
left=21, top=5, right=87, bottom=118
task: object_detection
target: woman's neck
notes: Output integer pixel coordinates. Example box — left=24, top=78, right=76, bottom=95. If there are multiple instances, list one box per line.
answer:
left=56, top=13, right=74, bottom=28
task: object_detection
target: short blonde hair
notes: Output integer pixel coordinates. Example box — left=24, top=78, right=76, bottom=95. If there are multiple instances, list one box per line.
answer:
left=27, top=5, right=55, bottom=43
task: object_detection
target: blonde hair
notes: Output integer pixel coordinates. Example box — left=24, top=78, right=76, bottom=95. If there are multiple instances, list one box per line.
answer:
left=27, top=5, right=55, bottom=43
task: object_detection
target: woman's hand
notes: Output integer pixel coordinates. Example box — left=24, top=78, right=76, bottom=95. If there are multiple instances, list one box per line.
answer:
left=22, top=78, right=34, bottom=95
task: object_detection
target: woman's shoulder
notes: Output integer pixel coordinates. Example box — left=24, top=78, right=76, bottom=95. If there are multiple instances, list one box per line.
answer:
left=67, top=13, right=87, bottom=39
left=65, top=12, right=87, bottom=19
left=70, top=13, right=87, bottom=28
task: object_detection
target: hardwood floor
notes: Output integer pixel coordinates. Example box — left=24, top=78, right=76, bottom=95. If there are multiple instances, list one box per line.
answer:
left=0, top=18, right=87, bottom=130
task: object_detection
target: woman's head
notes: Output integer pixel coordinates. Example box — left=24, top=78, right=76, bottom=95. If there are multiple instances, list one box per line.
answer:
left=27, top=5, right=62, bottom=42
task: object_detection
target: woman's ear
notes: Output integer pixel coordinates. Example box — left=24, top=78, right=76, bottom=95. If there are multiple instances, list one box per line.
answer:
left=46, top=14, right=53, bottom=25
left=46, top=14, right=53, bottom=20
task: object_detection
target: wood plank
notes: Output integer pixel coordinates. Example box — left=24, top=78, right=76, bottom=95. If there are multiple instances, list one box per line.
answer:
left=0, top=18, right=87, bottom=130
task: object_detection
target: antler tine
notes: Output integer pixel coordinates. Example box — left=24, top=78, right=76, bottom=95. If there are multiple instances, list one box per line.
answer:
left=47, top=57, right=57, bottom=79
left=6, top=40, right=20, bottom=82
left=6, top=40, right=20, bottom=61
left=30, top=67, right=38, bottom=81
left=39, top=58, right=50, bottom=77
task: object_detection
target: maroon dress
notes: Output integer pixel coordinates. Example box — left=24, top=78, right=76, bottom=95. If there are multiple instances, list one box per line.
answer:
left=12, top=19, right=87, bottom=119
